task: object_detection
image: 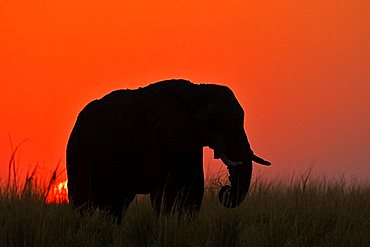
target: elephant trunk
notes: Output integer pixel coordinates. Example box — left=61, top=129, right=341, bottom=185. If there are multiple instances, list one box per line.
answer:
left=218, top=164, right=252, bottom=208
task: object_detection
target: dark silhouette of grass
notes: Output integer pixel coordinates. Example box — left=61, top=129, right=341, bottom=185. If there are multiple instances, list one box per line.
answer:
left=0, top=151, right=369, bottom=246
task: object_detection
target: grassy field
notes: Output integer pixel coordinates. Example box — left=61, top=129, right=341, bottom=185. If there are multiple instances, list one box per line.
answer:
left=0, top=172, right=369, bottom=247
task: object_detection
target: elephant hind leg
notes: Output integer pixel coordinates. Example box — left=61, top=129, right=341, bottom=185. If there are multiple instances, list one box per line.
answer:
left=115, top=193, right=136, bottom=224
left=67, top=168, right=92, bottom=212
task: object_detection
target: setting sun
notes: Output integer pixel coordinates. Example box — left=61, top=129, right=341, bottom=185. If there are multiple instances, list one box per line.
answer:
left=46, top=180, right=69, bottom=203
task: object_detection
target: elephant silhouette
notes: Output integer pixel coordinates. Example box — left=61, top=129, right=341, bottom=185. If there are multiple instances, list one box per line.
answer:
left=66, top=79, right=270, bottom=223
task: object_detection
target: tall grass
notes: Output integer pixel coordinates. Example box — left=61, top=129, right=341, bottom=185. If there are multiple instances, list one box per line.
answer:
left=0, top=167, right=369, bottom=247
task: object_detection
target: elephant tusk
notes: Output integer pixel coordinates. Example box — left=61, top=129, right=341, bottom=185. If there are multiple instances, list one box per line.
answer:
left=252, top=154, right=271, bottom=166
left=219, top=153, right=243, bottom=167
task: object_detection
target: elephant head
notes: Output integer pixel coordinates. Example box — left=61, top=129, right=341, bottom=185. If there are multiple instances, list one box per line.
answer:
left=191, top=84, right=271, bottom=208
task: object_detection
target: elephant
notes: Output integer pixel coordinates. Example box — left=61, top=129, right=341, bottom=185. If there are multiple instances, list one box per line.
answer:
left=66, top=79, right=270, bottom=223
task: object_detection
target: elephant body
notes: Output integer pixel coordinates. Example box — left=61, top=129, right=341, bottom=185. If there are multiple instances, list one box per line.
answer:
left=67, top=79, right=270, bottom=222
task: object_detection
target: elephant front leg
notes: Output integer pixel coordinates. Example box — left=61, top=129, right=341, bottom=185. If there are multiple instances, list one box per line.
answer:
left=93, top=189, right=135, bottom=224
left=150, top=169, right=204, bottom=216
left=89, top=169, right=136, bottom=224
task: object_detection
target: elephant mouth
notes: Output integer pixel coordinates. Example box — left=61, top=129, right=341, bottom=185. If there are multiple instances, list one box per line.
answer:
left=214, top=149, right=244, bottom=166
left=219, top=153, right=243, bottom=167
left=251, top=154, right=271, bottom=166
left=217, top=152, right=271, bottom=167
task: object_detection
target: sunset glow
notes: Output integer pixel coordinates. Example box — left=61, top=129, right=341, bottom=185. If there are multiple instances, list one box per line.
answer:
left=46, top=180, right=69, bottom=203
left=0, top=0, right=369, bottom=181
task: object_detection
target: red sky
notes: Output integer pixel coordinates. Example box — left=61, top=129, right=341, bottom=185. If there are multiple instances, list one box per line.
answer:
left=1, top=0, right=369, bottom=183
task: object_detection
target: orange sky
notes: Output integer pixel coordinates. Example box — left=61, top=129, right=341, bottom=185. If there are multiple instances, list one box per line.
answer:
left=1, top=0, right=369, bottom=182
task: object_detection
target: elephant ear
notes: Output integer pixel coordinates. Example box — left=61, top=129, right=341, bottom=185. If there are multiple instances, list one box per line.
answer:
left=180, top=84, right=221, bottom=127
left=178, top=83, right=233, bottom=148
